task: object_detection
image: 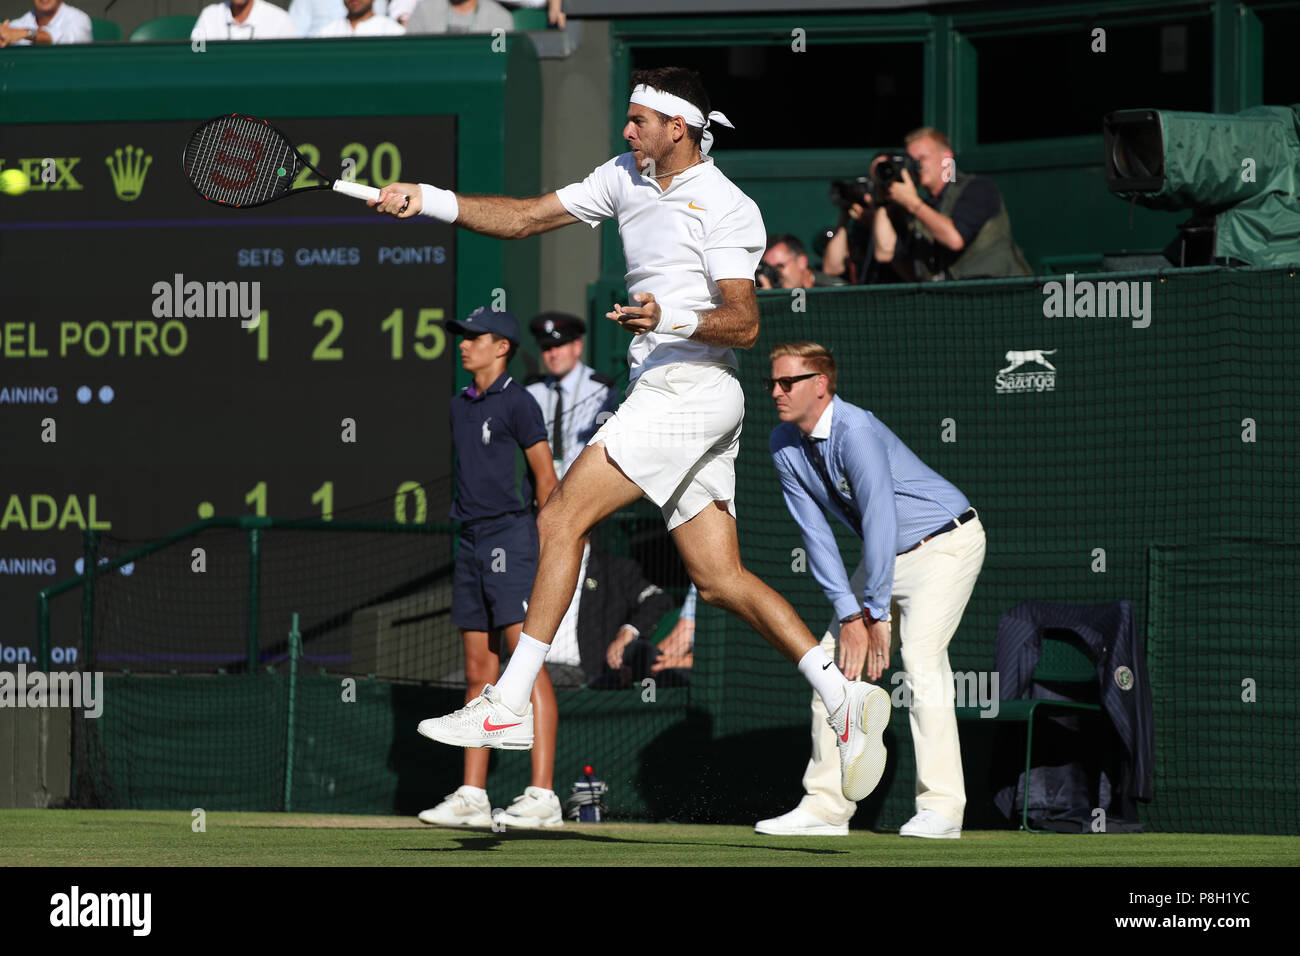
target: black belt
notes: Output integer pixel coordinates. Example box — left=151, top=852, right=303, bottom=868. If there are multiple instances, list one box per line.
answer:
left=901, top=508, right=977, bottom=554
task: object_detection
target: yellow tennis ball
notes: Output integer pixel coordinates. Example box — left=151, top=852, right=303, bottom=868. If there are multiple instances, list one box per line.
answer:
left=1, top=168, right=29, bottom=196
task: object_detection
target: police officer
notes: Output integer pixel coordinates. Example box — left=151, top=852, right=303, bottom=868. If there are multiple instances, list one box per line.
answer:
left=525, top=312, right=618, bottom=477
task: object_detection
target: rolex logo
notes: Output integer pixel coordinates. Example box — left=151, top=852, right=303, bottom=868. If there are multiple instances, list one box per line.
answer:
left=105, top=145, right=152, bottom=201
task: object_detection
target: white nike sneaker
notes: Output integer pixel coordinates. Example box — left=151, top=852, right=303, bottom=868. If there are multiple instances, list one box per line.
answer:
left=417, top=684, right=534, bottom=750
left=494, top=786, right=564, bottom=829
left=754, top=807, right=848, bottom=836
left=829, top=681, right=890, bottom=801
left=899, top=809, right=962, bottom=839
left=417, top=786, right=493, bottom=827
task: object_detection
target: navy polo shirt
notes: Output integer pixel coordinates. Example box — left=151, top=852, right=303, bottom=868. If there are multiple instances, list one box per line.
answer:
left=450, top=371, right=548, bottom=522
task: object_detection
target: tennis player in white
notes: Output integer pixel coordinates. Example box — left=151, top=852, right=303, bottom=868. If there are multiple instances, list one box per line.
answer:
left=373, top=67, right=890, bottom=802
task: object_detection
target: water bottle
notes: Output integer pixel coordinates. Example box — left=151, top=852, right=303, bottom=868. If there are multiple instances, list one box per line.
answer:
left=565, top=764, right=608, bottom=822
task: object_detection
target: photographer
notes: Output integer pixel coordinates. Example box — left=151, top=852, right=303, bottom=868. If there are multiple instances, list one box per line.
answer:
left=756, top=234, right=847, bottom=290
left=825, top=128, right=1031, bottom=283
left=872, top=127, right=1031, bottom=281
left=822, top=186, right=907, bottom=285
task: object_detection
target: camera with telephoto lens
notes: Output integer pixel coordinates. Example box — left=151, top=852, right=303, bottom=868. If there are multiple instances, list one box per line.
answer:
left=755, top=260, right=782, bottom=287
left=829, top=176, right=872, bottom=212
left=872, top=152, right=922, bottom=206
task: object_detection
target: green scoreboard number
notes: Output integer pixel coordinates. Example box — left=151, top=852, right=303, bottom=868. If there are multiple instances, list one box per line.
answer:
left=0, top=116, right=457, bottom=663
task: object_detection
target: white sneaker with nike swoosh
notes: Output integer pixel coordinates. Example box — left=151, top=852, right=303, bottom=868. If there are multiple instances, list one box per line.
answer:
left=417, top=684, right=534, bottom=750
left=830, top=681, right=890, bottom=801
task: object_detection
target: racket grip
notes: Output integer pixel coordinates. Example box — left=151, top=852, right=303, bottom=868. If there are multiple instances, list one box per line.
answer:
left=332, top=180, right=382, bottom=202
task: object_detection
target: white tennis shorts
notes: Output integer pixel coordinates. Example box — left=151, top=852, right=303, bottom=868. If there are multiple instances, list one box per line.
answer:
left=589, top=361, right=744, bottom=530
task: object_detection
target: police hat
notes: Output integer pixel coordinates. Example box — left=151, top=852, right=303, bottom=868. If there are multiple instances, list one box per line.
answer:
left=446, top=306, right=521, bottom=345
left=529, top=312, right=586, bottom=347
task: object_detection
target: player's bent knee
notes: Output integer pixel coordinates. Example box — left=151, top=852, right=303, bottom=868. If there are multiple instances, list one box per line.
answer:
left=694, top=578, right=742, bottom=613
left=537, top=508, right=589, bottom=552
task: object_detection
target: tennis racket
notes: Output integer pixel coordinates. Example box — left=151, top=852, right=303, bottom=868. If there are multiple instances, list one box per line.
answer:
left=182, top=113, right=407, bottom=210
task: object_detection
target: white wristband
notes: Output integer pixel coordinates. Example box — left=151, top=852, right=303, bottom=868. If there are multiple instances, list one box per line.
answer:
left=418, top=183, right=459, bottom=223
left=654, top=307, right=699, bottom=339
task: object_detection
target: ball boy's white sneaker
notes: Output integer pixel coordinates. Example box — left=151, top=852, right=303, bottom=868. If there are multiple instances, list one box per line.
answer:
left=418, top=786, right=493, bottom=827
left=495, top=787, right=565, bottom=829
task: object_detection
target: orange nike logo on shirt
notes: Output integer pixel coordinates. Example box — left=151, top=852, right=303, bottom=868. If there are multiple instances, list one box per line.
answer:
left=672, top=324, right=689, bottom=330
left=688, top=201, right=706, bottom=210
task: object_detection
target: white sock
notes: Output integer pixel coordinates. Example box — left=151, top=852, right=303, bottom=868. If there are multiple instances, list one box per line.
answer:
left=799, top=645, right=848, bottom=715
left=496, top=633, right=549, bottom=714
left=460, top=785, right=487, bottom=800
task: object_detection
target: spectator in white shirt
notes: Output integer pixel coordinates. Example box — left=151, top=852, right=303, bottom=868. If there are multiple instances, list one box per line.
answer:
left=385, top=0, right=416, bottom=24
left=499, top=0, right=564, bottom=29
left=192, top=0, right=297, bottom=41
left=288, top=0, right=390, bottom=35
left=404, top=0, right=512, bottom=34
left=312, top=0, right=402, bottom=35
left=0, top=0, right=91, bottom=46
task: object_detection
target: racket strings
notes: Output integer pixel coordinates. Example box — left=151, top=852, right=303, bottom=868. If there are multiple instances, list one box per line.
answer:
left=184, top=116, right=300, bottom=207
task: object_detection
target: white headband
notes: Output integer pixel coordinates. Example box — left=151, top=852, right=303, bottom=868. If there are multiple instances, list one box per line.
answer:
left=629, top=84, right=734, bottom=155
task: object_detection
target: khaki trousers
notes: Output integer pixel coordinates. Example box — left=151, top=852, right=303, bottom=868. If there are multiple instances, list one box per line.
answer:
left=797, top=516, right=986, bottom=827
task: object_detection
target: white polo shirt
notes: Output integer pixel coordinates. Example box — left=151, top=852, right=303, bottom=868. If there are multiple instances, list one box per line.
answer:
left=8, top=3, right=92, bottom=44
left=311, top=13, right=404, bottom=35
left=556, top=153, right=765, bottom=383
left=192, top=0, right=298, bottom=40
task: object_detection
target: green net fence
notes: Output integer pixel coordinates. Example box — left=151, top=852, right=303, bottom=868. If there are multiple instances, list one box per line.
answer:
left=714, top=265, right=1297, bottom=834
left=43, top=266, right=1298, bottom=832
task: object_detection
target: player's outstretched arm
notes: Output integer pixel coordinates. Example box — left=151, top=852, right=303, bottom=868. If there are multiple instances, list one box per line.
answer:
left=455, top=192, right=582, bottom=240
left=371, top=183, right=578, bottom=239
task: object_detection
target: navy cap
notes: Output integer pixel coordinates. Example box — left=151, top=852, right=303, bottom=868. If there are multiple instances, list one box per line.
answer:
left=446, top=306, right=520, bottom=345
left=530, top=311, right=587, bottom=347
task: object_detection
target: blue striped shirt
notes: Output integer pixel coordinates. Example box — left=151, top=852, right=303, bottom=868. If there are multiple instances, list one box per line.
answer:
left=770, top=395, right=970, bottom=621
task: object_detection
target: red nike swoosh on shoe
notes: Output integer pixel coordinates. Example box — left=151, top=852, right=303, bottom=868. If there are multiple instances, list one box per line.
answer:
left=483, top=716, right=522, bottom=732
left=840, top=708, right=851, bottom=744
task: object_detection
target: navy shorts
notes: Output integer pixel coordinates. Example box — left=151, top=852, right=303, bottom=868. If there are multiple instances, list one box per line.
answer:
left=451, top=511, right=538, bottom=632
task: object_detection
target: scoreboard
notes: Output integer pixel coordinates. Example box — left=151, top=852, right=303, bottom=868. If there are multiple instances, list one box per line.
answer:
left=0, top=115, right=459, bottom=663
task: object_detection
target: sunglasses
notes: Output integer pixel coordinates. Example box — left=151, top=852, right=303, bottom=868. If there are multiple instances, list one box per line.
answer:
left=763, top=372, right=820, bottom=393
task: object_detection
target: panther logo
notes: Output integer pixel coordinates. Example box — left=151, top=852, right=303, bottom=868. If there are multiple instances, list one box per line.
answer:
left=1000, top=349, right=1057, bottom=374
